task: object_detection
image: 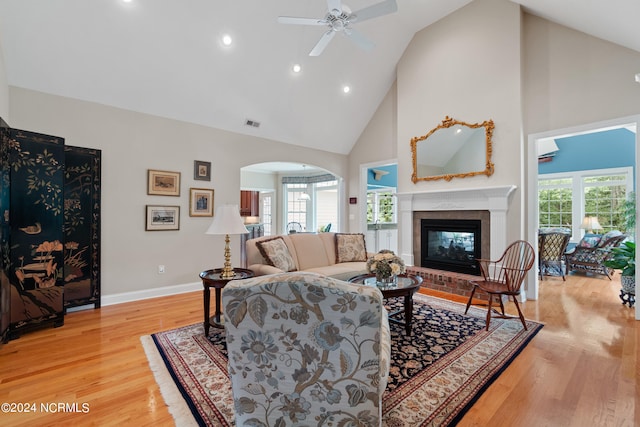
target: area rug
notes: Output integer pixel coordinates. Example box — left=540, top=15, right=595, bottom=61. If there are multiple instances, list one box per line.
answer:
left=141, top=293, right=543, bottom=426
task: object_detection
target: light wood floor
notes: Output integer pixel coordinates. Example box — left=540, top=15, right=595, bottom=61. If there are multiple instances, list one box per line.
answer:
left=0, top=273, right=637, bottom=426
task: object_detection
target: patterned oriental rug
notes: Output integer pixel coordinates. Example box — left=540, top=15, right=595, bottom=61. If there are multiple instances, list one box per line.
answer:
left=141, top=293, right=543, bottom=426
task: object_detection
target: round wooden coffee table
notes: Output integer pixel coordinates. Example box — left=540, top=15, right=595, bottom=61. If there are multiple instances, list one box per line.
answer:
left=199, top=268, right=254, bottom=336
left=348, top=273, right=423, bottom=335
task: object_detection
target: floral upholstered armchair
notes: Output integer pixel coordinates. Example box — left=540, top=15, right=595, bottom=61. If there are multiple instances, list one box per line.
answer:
left=565, top=230, right=627, bottom=279
left=222, top=271, right=391, bottom=427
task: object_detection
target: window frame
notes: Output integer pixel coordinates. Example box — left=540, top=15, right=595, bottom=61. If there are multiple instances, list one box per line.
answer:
left=538, top=166, right=633, bottom=241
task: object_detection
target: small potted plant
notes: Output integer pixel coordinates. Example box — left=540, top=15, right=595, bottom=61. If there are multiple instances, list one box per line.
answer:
left=604, top=241, right=636, bottom=307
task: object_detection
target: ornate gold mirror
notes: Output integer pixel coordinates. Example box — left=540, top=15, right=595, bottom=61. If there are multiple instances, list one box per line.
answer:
left=411, top=116, right=495, bottom=183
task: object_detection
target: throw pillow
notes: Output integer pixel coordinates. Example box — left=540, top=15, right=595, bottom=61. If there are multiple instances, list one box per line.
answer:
left=577, top=234, right=602, bottom=248
left=256, top=237, right=297, bottom=272
left=335, top=233, right=367, bottom=263
left=598, top=230, right=623, bottom=247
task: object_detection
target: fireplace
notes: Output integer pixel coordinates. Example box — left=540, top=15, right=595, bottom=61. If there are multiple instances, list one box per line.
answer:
left=421, top=219, right=481, bottom=275
left=397, top=186, right=516, bottom=298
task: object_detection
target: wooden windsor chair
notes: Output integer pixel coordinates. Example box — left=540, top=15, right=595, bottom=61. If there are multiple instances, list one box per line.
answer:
left=464, top=240, right=535, bottom=331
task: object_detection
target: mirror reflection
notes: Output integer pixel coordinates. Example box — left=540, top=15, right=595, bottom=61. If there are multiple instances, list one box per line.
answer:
left=411, top=116, right=495, bottom=182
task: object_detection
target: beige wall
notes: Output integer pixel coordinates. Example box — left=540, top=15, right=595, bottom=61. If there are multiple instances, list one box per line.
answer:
left=4, top=0, right=640, bottom=300
left=350, top=0, right=523, bottom=243
left=523, top=13, right=640, bottom=135
left=347, top=81, right=397, bottom=231
left=8, top=87, right=348, bottom=298
left=241, top=170, right=277, bottom=191
left=349, top=0, right=640, bottom=248
left=0, top=38, right=9, bottom=120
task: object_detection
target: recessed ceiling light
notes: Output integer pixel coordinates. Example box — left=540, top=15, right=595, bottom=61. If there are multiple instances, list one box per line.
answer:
left=292, top=64, right=301, bottom=73
left=342, top=85, right=351, bottom=94
left=122, top=0, right=132, bottom=3
left=222, top=34, right=232, bottom=46
left=635, top=73, right=640, bottom=83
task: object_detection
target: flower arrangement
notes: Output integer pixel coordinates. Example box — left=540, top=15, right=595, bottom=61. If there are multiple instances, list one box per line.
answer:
left=366, top=249, right=406, bottom=280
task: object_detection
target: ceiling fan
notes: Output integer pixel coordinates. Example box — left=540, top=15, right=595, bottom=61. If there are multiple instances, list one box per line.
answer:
left=277, top=0, right=398, bottom=56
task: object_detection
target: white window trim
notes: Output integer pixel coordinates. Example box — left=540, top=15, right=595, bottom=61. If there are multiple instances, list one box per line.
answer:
left=539, top=166, right=633, bottom=241
left=367, top=188, right=398, bottom=224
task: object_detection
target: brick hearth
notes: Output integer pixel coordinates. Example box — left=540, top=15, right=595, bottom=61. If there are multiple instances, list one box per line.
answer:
left=407, top=266, right=489, bottom=301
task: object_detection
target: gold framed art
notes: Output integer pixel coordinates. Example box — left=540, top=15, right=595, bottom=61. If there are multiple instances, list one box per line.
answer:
left=147, top=169, right=181, bottom=196
left=189, top=188, right=214, bottom=217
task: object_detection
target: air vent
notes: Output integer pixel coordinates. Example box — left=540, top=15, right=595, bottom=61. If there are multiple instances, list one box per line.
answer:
left=245, top=119, right=261, bottom=128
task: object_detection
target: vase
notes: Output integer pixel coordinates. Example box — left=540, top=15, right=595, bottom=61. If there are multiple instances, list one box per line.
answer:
left=621, top=275, right=635, bottom=295
left=376, top=273, right=396, bottom=287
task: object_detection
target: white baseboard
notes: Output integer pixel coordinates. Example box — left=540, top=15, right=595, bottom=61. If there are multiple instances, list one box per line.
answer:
left=101, top=281, right=201, bottom=306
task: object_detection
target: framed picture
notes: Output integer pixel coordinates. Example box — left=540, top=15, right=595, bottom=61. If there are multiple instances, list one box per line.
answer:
left=145, top=205, right=180, bottom=231
left=148, top=169, right=181, bottom=196
left=194, top=160, right=211, bottom=181
left=189, top=188, right=214, bottom=217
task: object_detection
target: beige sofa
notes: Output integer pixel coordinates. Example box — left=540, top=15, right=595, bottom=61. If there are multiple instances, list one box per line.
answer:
left=246, top=232, right=369, bottom=281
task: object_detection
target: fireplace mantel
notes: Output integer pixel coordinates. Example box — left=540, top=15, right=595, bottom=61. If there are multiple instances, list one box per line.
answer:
left=397, top=185, right=517, bottom=265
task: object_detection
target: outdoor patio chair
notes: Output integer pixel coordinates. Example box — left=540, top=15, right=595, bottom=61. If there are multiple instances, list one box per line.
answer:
left=565, top=230, right=627, bottom=279
left=538, top=228, right=572, bottom=281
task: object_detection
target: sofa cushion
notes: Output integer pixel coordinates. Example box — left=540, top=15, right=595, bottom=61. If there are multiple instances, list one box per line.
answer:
left=256, top=237, right=297, bottom=272
left=288, top=233, right=331, bottom=270
left=335, top=233, right=367, bottom=263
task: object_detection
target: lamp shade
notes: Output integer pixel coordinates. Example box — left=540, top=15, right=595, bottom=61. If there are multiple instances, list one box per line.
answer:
left=580, top=216, right=602, bottom=231
left=205, top=204, right=249, bottom=235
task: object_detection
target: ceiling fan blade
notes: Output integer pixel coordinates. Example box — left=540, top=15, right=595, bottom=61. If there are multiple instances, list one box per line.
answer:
left=277, top=16, right=328, bottom=26
left=345, top=28, right=374, bottom=51
left=309, top=30, right=336, bottom=56
left=352, top=0, right=398, bottom=23
left=327, top=0, right=343, bottom=16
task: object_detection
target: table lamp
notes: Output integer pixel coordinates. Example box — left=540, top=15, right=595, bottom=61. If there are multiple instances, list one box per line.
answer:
left=205, top=204, right=249, bottom=279
left=580, top=216, right=602, bottom=234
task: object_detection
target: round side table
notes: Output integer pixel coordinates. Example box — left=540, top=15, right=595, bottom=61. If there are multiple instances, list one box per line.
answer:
left=199, top=268, right=254, bottom=336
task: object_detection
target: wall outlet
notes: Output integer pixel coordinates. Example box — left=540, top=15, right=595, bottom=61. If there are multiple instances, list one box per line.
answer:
left=158, top=265, right=165, bottom=274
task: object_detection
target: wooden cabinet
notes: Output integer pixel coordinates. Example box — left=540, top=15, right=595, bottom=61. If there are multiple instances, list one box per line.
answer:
left=240, top=190, right=259, bottom=217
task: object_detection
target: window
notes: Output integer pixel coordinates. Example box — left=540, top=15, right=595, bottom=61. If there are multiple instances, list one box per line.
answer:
left=538, top=167, right=633, bottom=239
left=283, top=176, right=338, bottom=233
left=315, top=180, right=337, bottom=232
left=583, top=174, right=628, bottom=232
left=261, top=193, right=273, bottom=236
left=538, top=177, right=573, bottom=228
left=286, top=183, right=309, bottom=232
left=367, top=189, right=396, bottom=224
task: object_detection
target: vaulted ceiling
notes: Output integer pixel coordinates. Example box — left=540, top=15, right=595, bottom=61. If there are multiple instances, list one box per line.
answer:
left=0, top=0, right=638, bottom=155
